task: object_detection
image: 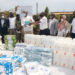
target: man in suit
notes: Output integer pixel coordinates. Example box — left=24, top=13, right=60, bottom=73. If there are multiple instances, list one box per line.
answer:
left=0, top=14, right=9, bottom=43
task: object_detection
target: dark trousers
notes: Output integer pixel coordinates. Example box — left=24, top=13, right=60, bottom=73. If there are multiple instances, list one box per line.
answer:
left=40, top=29, right=50, bottom=35
left=1, top=34, right=5, bottom=43
left=71, top=33, right=75, bottom=39
left=16, top=33, right=21, bottom=42
left=8, top=29, right=16, bottom=35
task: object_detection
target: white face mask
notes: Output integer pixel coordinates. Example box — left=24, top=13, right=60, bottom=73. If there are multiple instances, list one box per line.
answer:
left=1, top=16, right=5, bottom=19
left=61, top=19, right=64, bottom=22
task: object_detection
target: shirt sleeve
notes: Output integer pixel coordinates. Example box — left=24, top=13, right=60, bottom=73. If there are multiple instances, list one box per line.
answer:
left=21, top=18, right=25, bottom=27
left=72, top=19, right=74, bottom=26
left=66, top=22, right=70, bottom=33
left=40, top=19, right=42, bottom=23
left=30, top=17, right=35, bottom=22
left=54, top=21, right=58, bottom=35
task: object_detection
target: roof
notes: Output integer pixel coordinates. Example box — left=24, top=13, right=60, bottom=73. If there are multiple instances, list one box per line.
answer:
left=51, top=12, right=73, bottom=15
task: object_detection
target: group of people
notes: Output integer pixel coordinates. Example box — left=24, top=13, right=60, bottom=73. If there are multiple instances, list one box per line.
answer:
left=0, top=12, right=34, bottom=43
left=33, top=12, right=75, bottom=39
left=0, top=11, right=75, bottom=43
left=49, top=14, right=70, bottom=37
left=36, top=12, right=75, bottom=39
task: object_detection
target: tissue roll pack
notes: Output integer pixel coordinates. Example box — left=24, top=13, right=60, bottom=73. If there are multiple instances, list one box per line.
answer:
left=24, top=62, right=51, bottom=75
left=0, top=55, right=25, bottom=75
left=14, top=43, right=27, bottom=56
left=23, top=46, right=53, bottom=66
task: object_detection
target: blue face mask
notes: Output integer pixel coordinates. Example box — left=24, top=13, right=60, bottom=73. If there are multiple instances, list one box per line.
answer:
left=22, top=13, right=26, bottom=17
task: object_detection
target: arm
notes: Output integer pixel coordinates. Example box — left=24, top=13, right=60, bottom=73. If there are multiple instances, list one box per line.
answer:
left=71, top=24, right=72, bottom=33
left=0, top=21, right=1, bottom=35
left=30, top=21, right=40, bottom=25
left=66, top=22, right=70, bottom=33
left=65, top=22, right=70, bottom=37
left=71, top=19, right=73, bottom=33
left=50, top=22, right=55, bottom=36
left=6, top=18, right=10, bottom=28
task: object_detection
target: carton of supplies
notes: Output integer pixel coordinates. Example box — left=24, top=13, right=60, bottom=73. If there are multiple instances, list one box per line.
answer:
left=4, top=35, right=16, bottom=50
left=24, top=34, right=75, bottom=70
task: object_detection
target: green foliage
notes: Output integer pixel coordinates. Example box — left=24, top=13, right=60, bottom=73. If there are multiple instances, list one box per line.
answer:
left=15, top=6, right=19, bottom=12
left=55, top=15, right=61, bottom=22
left=33, top=25, right=40, bottom=34
left=55, top=14, right=73, bottom=23
left=73, top=11, right=75, bottom=15
left=33, top=14, right=40, bottom=21
left=44, top=7, right=49, bottom=19
left=0, top=11, right=10, bottom=18
left=3, top=11, right=10, bottom=18
left=0, top=11, right=16, bottom=18
left=66, top=14, right=73, bottom=23
left=33, top=15, right=40, bottom=34
left=47, top=14, right=50, bottom=20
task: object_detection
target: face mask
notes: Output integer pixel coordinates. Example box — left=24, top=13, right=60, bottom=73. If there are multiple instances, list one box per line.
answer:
left=1, top=16, right=5, bottom=19
left=61, top=19, right=64, bottom=22
left=50, top=16, right=53, bottom=19
left=22, top=13, right=26, bottom=17
left=23, top=13, right=26, bottom=17
left=24, top=14, right=26, bottom=17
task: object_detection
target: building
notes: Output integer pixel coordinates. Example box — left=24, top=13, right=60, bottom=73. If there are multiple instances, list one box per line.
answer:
left=17, top=6, right=32, bottom=16
left=52, top=12, right=73, bottom=15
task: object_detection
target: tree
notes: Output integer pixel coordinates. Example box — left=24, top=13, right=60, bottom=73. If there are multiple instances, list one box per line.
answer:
left=44, top=7, right=49, bottom=18
left=55, top=15, right=61, bottom=22
left=73, top=11, right=75, bottom=15
left=66, top=14, right=73, bottom=23
left=15, top=6, right=19, bottom=12
left=33, top=14, right=40, bottom=21
left=33, top=14, right=40, bottom=34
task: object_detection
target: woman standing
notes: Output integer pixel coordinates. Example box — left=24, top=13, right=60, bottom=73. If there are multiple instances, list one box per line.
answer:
left=57, top=15, right=70, bottom=37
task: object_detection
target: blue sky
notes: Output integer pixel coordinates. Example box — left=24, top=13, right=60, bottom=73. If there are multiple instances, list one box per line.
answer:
left=0, top=0, right=75, bottom=14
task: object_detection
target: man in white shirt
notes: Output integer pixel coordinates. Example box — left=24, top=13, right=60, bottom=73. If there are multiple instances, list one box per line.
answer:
left=21, top=12, right=34, bottom=35
left=39, top=12, right=50, bottom=35
left=40, top=16, right=48, bottom=30
left=9, top=17, right=16, bottom=29
left=71, top=14, right=75, bottom=38
left=8, top=12, right=16, bottom=35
